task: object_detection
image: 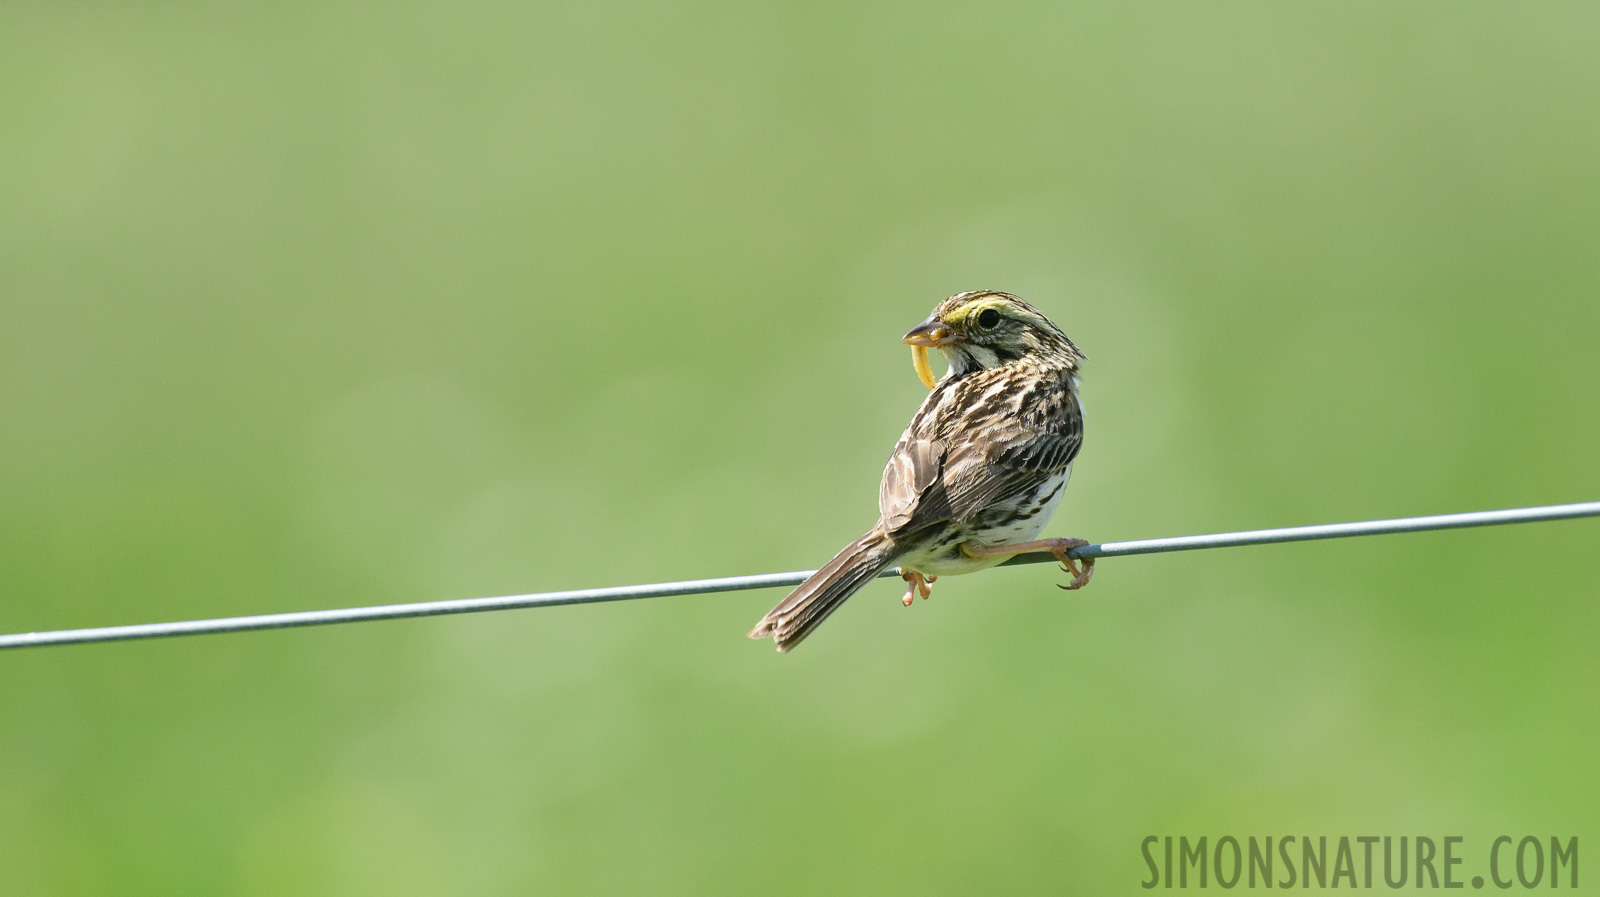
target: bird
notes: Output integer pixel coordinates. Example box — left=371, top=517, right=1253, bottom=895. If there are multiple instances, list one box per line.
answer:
left=748, top=290, right=1092, bottom=652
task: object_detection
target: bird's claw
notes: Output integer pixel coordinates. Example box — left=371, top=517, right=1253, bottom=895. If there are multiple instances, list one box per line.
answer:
left=1056, top=558, right=1094, bottom=590
left=900, top=570, right=936, bottom=606
left=1051, top=540, right=1094, bottom=591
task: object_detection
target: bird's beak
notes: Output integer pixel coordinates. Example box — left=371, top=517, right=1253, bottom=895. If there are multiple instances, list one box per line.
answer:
left=903, top=317, right=951, bottom=389
left=902, top=318, right=954, bottom=348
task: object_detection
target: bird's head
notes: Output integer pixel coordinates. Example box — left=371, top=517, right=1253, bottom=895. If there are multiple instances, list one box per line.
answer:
left=902, top=290, right=1083, bottom=386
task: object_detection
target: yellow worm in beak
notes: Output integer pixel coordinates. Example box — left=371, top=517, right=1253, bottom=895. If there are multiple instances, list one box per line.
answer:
left=911, top=345, right=937, bottom=389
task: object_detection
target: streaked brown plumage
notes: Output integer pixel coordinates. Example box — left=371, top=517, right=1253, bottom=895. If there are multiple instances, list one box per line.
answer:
left=749, top=290, right=1092, bottom=651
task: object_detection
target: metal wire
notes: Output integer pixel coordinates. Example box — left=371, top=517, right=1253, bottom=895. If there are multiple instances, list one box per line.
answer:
left=1, top=500, right=1596, bottom=651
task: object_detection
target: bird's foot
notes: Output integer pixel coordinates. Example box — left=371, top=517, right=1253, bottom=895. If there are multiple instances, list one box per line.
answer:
left=900, top=569, right=936, bottom=606
left=1047, top=539, right=1094, bottom=591
left=960, top=537, right=1095, bottom=590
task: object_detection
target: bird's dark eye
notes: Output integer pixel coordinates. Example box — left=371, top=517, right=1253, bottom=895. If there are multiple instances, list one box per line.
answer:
left=976, top=308, right=1002, bottom=329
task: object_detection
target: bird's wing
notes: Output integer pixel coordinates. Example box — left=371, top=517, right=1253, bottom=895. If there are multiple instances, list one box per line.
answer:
left=940, top=394, right=1082, bottom=524
left=878, top=436, right=946, bottom=532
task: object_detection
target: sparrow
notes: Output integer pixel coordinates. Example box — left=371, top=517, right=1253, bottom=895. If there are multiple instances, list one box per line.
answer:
left=749, top=290, right=1092, bottom=651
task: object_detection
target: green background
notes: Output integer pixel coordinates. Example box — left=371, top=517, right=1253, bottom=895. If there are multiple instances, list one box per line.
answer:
left=2, top=2, right=1598, bottom=893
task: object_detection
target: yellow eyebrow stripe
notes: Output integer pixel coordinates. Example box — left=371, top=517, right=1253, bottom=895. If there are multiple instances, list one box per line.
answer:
left=942, top=296, right=1005, bottom=327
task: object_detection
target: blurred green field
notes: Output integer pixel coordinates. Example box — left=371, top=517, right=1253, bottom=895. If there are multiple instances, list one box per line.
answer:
left=2, top=2, right=1598, bottom=893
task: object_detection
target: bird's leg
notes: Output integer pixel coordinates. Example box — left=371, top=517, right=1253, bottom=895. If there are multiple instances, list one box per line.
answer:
left=899, top=569, right=936, bottom=606
left=960, top=538, right=1095, bottom=590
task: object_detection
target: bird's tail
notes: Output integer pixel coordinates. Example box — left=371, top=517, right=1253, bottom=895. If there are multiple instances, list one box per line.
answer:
left=748, top=528, right=897, bottom=652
